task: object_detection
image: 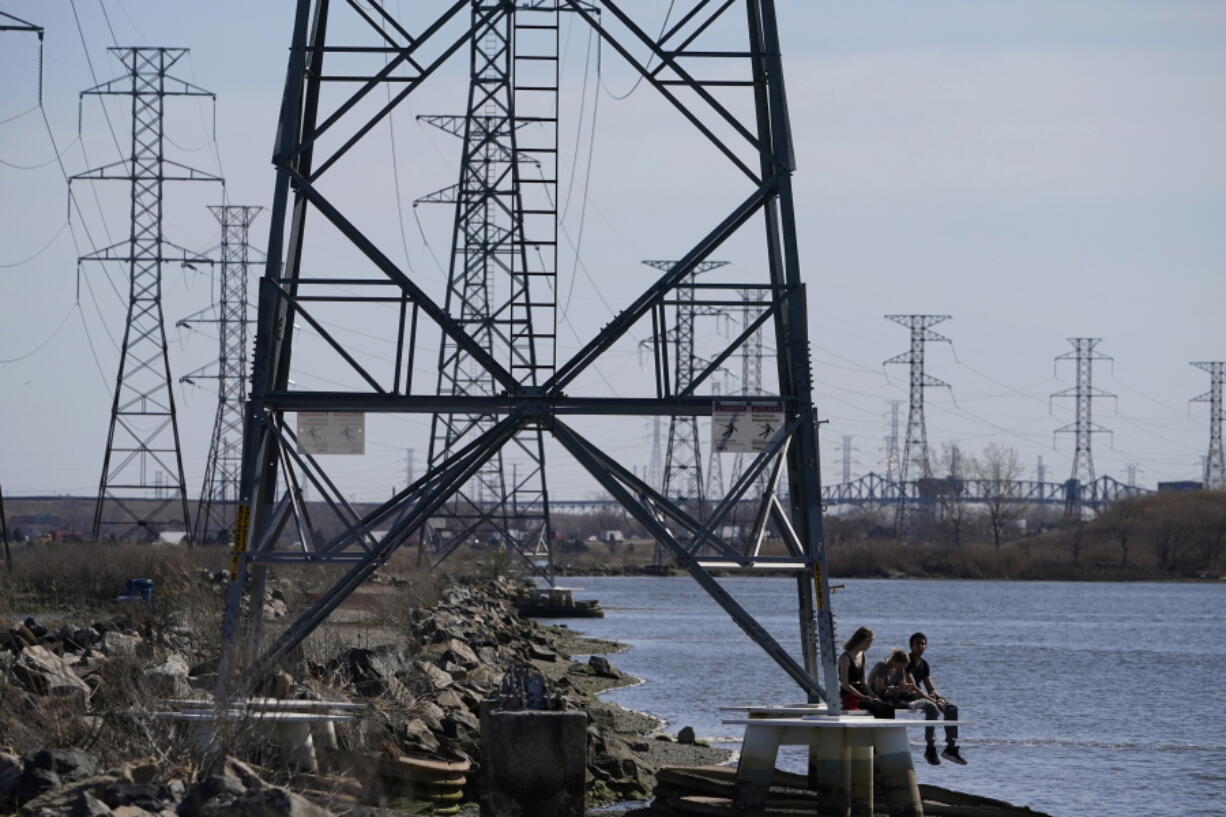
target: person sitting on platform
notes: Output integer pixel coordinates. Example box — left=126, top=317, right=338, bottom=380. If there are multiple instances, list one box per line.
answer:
left=869, top=647, right=930, bottom=708
left=907, top=631, right=966, bottom=766
left=837, top=626, right=893, bottom=718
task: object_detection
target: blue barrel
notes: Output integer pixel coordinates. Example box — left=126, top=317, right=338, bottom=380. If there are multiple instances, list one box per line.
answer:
left=122, top=578, right=155, bottom=601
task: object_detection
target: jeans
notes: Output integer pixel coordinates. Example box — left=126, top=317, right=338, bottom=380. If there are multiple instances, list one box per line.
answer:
left=904, top=699, right=959, bottom=745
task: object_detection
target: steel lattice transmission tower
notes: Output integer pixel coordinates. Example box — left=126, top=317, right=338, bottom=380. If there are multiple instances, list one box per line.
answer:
left=1191, top=361, right=1225, bottom=490
left=1051, top=338, right=1114, bottom=511
left=728, top=287, right=770, bottom=500
left=412, top=2, right=558, bottom=577
left=72, top=48, right=222, bottom=541
left=644, top=259, right=728, bottom=513
left=883, top=399, right=901, bottom=481
left=179, top=206, right=263, bottom=544
left=840, top=435, right=853, bottom=484
left=217, top=0, right=840, bottom=712
left=884, top=315, right=951, bottom=529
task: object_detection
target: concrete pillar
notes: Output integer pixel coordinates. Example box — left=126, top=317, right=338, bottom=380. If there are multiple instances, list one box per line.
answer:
left=274, top=720, right=318, bottom=773
left=734, top=725, right=782, bottom=814
left=872, top=727, right=922, bottom=817
left=310, top=719, right=338, bottom=770
left=813, top=729, right=850, bottom=817
left=480, top=710, right=587, bottom=817
left=847, top=742, right=873, bottom=816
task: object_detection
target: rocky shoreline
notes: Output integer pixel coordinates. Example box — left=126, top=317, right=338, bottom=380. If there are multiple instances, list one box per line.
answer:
left=0, top=572, right=729, bottom=816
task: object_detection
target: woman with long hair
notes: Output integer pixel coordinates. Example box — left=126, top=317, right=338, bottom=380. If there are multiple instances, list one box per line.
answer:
left=837, top=625, right=893, bottom=718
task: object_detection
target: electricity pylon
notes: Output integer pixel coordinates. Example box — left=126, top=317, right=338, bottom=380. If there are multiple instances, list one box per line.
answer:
left=412, top=2, right=558, bottom=580
left=840, top=435, right=853, bottom=483
left=218, top=0, right=840, bottom=714
left=728, top=287, right=770, bottom=501
left=71, top=48, right=222, bottom=542
left=884, top=314, right=951, bottom=530
left=644, top=259, right=729, bottom=515
left=179, top=206, right=263, bottom=544
left=1051, top=338, right=1114, bottom=514
left=883, top=399, right=901, bottom=481
left=1191, top=361, right=1225, bottom=490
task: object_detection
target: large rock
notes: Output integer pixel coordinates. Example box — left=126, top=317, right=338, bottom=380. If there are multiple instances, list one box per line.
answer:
left=17, top=775, right=120, bottom=813
left=415, top=661, right=452, bottom=691
left=229, top=788, right=333, bottom=817
left=330, top=646, right=408, bottom=698
left=586, top=656, right=621, bottom=679
left=27, top=750, right=100, bottom=785
left=219, top=758, right=266, bottom=792
left=100, top=782, right=173, bottom=812
left=142, top=654, right=191, bottom=698
left=12, top=767, right=61, bottom=805
left=72, top=792, right=113, bottom=817
left=0, top=751, right=21, bottom=792
left=100, top=632, right=141, bottom=658
left=424, top=638, right=479, bottom=668
left=11, top=646, right=92, bottom=702
left=175, top=775, right=245, bottom=817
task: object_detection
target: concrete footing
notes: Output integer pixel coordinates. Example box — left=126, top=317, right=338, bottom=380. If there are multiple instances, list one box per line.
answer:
left=479, top=710, right=587, bottom=817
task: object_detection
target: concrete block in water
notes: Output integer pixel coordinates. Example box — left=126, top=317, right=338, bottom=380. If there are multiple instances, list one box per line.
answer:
left=480, top=710, right=586, bottom=817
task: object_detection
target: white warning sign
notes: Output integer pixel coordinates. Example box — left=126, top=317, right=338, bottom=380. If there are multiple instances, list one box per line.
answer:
left=296, top=411, right=365, bottom=455
left=712, top=401, right=785, bottom=453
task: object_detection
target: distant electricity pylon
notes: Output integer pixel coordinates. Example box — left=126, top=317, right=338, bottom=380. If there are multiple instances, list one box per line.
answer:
left=1036, top=454, right=1047, bottom=484
left=884, top=315, right=952, bottom=530
left=71, top=48, right=222, bottom=541
left=414, top=3, right=559, bottom=576
left=179, top=206, right=262, bottom=544
left=644, top=259, right=729, bottom=514
left=648, top=416, right=663, bottom=488
left=841, top=435, right=853, bottom=484
left=1051, top=338, right=1114, bottom=511
left=883, top=399, right=901, bottom=481
left=1190, top=361, right=1225, bottom=490
left=1124, top=462, right=1142, bottom=488
left=728, top=287, right=770, bottom=500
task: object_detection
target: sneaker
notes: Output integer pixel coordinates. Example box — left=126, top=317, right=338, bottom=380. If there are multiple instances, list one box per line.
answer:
left=924, top=744, right=940, bottom=765
left=942, top=746, right=967, bottom=765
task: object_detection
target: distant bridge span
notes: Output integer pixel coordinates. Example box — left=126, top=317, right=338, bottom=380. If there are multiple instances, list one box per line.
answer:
left=820, top=472, right=1147, bottom=510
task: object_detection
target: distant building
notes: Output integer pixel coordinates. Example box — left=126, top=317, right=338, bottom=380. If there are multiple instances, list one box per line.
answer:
left=1157, top=481, right=1203, bottom=493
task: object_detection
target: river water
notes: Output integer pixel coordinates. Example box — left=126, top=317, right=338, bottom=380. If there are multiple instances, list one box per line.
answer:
left=548, top=576, right=1226, bottom=817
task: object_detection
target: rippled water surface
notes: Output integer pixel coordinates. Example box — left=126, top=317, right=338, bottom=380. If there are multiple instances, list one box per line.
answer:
left=547, top=577, right=1226, bottom=817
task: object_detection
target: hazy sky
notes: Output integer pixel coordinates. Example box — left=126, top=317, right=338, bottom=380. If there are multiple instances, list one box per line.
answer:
left=1, top=0, right=1223, bottom=502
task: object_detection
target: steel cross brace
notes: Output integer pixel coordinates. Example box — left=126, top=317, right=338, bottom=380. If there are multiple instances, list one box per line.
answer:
left=219, top=412, right=522, bottom=695
left=551, top=417, right=825, bottom=702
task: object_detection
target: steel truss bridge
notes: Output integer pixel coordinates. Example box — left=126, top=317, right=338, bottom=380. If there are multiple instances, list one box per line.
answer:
left=820, top=472, right=1148, bottom=511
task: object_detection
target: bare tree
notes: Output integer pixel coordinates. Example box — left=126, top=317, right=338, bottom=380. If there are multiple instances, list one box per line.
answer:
left=1192, top=495, right=1226, bottom=568
left=1104, top=497, right=1141, bottom=567
left=1152, top=516, right=1188, bottom=572
left=1067, top=516, right=1088, bottom=565
left=934, top=442, right=974, bottom=548
left=973, top=443, right=1025, bottom=550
